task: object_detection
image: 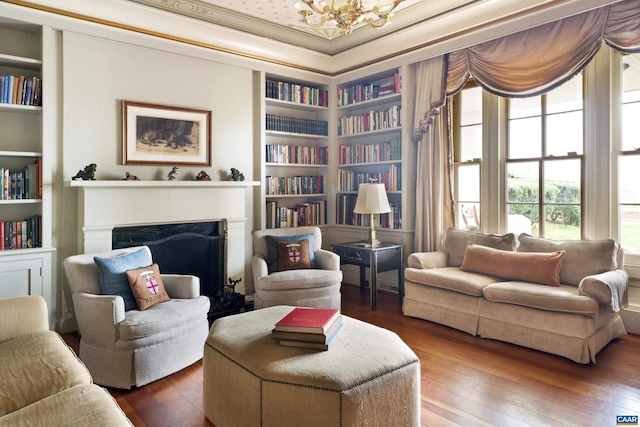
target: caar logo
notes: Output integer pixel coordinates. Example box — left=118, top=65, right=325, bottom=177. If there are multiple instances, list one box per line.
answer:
left=617, top=415, right=638, bottom=425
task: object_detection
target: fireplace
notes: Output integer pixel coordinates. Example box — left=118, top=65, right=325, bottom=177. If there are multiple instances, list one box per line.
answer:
left=112, top=220, right=247, bottom=319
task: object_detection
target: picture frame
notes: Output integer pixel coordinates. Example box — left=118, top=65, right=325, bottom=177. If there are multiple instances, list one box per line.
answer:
left=122, top=100, right=212, bottom=166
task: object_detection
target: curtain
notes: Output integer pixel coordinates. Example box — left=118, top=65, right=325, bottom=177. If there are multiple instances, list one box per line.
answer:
left=412, top=0, right=640, bottom=250
left=412, top=56, right=453, bottom=252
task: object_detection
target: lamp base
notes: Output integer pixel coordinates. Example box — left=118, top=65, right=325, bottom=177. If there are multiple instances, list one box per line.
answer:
left=359, top=238, right=382, bottom=248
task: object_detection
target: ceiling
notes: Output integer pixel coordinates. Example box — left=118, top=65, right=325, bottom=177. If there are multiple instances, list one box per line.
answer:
left=126, top=0, right=480, bottom=55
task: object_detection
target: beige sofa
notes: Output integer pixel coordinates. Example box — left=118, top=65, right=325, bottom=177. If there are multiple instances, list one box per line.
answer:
left=0, top=295, right=132, bottom=426
left=403, top=228, right=629, bottom=363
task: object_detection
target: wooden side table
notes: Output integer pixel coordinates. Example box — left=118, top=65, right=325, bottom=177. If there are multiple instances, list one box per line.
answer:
left=332, top=242, right=403, bottom=310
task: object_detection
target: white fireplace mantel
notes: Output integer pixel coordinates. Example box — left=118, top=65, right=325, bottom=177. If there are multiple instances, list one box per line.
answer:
left=67, top=180, right=259, bottom=291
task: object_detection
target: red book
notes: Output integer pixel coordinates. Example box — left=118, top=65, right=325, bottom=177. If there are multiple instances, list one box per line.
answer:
left=274, top=308, right=341, bottom=334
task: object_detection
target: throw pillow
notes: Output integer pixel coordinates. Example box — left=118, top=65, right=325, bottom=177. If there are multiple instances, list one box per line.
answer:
left=276, top=240, right=312, bottom=271
left=444, top=227, right=517, bottom=267
left=94, top=248, right=153, bottom=311
left=460, top=242, right=566, bottom=287
left=125, top=263, right=170, bottom=310
left=265, top=233, right=316, bottom=273
left=517, top=233, right=618, bottom=286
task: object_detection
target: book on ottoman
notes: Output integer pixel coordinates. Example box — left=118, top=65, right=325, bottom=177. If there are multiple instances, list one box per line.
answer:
left=271, top=315, right=343, bottom=343
left=278, top=323, right=344, bottom=351
left=273, top=307, right=341, bottom=334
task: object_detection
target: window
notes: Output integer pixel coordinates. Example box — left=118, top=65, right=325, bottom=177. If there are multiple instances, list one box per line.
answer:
left=619, top=53, right=640, bottom=255
left=506, top=75, right=583, bottom=239
left=452, top=84, right=482, bottom=231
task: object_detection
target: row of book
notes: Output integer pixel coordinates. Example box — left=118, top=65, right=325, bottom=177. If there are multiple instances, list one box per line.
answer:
left=338, top=138, right=402, bottom=165
left=337, top=165, right=401, bottom=192
left=265, top=200, right=327, bottom=229
left=266, top=114, right=329, bottom=136
left=0, top=215, right=42, bottom=250
left=0, top=75, right=42, bottom=106
left=266, top=79, right=329, bottom=107
left=265, top=175, right=324, bottom=196
left=271, top=307, right=343, bottom=351
left=265, top=144, right=328, bottom=165
left=337, top=71, right=401, bottom=107
left=1, top=161, right=42, bottom=200
left=338, top=105, right=401, bottom=136
left=336, top=195, right=402, bottom=229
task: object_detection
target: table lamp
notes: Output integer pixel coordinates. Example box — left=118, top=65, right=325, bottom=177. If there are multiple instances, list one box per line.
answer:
left=353, top=183, right=391, bottom=247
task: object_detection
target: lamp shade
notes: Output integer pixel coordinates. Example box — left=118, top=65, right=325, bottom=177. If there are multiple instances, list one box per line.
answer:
left=353, top=183, right=391, bottom=214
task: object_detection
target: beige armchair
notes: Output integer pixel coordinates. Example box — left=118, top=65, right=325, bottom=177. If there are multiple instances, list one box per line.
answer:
left=63, top=246, right=210, bottom=389
left=252, top=226, right=342, bottom=309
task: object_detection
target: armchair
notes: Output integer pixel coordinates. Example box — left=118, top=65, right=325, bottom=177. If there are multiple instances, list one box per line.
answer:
left=63, top=246, right=210, bottom=389
left=252, top=226, right=342, bottom=309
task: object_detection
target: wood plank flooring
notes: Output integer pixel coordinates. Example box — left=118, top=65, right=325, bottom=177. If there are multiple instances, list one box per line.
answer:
left=63, top=284, right=640, bottom=426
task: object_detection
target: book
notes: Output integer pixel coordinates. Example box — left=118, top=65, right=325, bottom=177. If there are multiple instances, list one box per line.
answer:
left=274, top=307, right=341, bottom=334
left=278, top=323, right=343, bottom=351
left=271, top=315, right=343, bottom=343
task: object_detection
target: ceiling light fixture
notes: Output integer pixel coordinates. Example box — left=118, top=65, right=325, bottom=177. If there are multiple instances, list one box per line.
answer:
left=295, top=0, right=405, bottom=35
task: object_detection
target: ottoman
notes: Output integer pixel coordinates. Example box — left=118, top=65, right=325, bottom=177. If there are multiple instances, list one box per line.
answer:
left=203, top=306, right=420, bottom=427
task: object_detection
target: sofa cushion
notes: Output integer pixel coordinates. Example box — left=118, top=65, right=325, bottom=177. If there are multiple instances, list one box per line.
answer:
left=0, top=331, right=92, bottom=417
left=94, top=247, right=153, bottom=311
left=482, top=282, right=599, bottom=315
left=126, top=264, right=170, bottom=311
left=444, top=227, right=517, bottom=267
left=460, top=243, right=565, bottom=287
left=517, top=234, right=618, bottom=286
left=0, top=384, right=132, bottom=427
left=257, top=268, right=343, bottom=291
left=276, top=240, right=312, bottom=271
left=404, top=266, right=501, bottom=296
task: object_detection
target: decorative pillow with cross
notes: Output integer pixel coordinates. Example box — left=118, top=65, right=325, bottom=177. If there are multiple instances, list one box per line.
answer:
left=126, top=263, right=170, bottom=310
left=276, top=240, right=312, bottom=271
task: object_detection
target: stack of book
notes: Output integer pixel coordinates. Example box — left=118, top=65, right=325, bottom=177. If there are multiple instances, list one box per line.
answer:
left=271, top=307, right=343, bottom=351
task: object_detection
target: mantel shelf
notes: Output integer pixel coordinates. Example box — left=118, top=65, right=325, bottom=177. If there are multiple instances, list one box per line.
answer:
left=65, top=180, right=260, bottom=188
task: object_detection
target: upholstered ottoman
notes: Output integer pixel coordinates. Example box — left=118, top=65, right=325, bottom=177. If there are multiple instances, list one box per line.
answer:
left=203, top=306, right=420, bottom=427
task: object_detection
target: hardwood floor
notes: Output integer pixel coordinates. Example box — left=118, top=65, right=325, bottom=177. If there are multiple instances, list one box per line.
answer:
left=63, top=284, right=640, bottom=426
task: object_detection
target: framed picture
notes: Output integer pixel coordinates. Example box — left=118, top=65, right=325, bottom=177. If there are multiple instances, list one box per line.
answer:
left=122, top=100, right=212, bottom=166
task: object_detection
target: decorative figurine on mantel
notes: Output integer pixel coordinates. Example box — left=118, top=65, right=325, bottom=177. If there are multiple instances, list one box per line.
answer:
left=196, top=170, right=211, bottom=181
left=167, top=166, right=179, bottom=181
left=122, top=172, right=140, bottom=181
left=230, top=168, right=245, bottom=181
left=72, top=163, right=97, bottom=180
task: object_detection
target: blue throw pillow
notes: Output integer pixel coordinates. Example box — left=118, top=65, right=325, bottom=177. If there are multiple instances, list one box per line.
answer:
left=265, top=233, right=316, bottom=273
left=94, top=248, right=153, bottom=311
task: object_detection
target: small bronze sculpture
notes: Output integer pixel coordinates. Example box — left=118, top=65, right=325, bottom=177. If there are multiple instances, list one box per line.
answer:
left=231, top=168, right=245, bottom=181
left=122, top=172, right=140, bottom=181
left=196, top=170, right=211, bottom=181
left=72, top=163, right=97, bottom=180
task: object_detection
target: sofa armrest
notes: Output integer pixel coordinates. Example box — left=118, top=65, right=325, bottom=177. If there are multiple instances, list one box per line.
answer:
left=161, top=274, right=200, bottom=299
left=0, top=295, right=49, bottom=343
left=252, top=254, right=269, bottom=282
left=407, top=251, right=448, bottom=269
left=315, top=249, right=340, bottom=271
left=578, top=269, right=629, bottom=312
left=72, top=292, right=124, bottom=348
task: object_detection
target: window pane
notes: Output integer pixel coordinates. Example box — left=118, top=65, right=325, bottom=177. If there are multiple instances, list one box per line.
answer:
left=458, top=203, right=480, bottom=231
left=545, top=205, right=581, bottom=240
left=456, top=163, right=480, bottom=201
left=509, top=117, right=541, bottom=158
left=461, top=86, right=482, bottom=125
left=622, top=102, right=640, bottom=151
left=508, top=204, right=538, bottom=236
left=510, top=96, right=541, bottom=119
left=544, top=159, right=580, bottom=203
left=460, top=124, right=482, bottom=160
left=620, top=205, right=640, bottom=254
left=620, top=156, right=640, bottom=203
left=546, top=111, right=583, bottom=156
left=507, top=162, right=539, bottom=203
left=547, top=75, right=583, bottom=114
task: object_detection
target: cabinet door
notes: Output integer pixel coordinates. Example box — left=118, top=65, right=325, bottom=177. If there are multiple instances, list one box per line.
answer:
left=0, top=257, right=42, bottom=298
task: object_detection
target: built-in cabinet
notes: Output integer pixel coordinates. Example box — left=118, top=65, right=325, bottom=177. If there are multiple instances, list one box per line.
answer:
left=0, top=19, right=54, bottom=322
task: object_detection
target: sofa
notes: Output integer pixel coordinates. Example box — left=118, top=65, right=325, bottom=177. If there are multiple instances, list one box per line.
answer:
left=403, top=228, right=629, bottom=363
left=0, top=295, right=132, bottom=426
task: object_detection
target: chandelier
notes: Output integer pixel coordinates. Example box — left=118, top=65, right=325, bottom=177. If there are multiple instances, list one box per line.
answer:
left=295, top=0, right=405, bottom=35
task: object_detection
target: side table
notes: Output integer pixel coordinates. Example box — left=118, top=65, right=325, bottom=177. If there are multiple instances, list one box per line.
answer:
left=332, top=242, right=403, bottom=310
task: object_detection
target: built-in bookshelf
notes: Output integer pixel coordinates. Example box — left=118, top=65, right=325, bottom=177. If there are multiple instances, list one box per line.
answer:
left=335, top=68, right=404, bottom=231
left=263, top=75, right=330, bottom=229
left=0, top=19, right=54, bottom=320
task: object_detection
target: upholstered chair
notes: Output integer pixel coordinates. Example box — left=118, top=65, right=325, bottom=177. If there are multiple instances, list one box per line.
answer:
left=63, top=246, right=210, bottom=389
left=252, top=226, right=342, bottom=309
